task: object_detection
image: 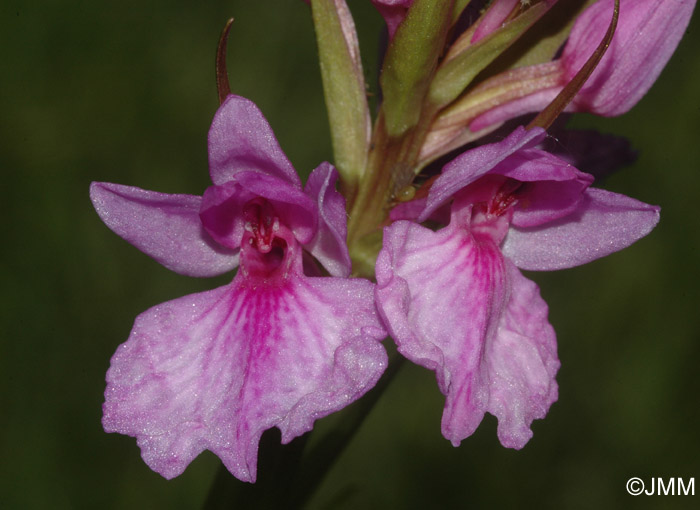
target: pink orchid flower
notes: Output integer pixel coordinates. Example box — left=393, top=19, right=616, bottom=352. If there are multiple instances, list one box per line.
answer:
left=90, top=95, right=387, bottom=482
left=471, top=0, right=696, bottom=130
left=375, top=126, right=659, bottom=448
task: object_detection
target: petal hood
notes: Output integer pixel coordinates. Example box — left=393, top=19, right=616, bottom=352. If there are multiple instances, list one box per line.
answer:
left=420, top=126, right=547, bottom=221
left=199, top=171, right=317, bottom=250
left=208, top=95, right=301, bottom=187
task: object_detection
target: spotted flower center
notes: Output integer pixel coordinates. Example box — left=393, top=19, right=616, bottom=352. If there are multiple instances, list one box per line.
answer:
left=458, top=176, right=529, bottom=246
left=472, top=178, right=526, bottom=220
left=240, top=198, right=297, bottom=279
left=488, top=179, right=526, bottom=216
left=243, top=198, right=282, bottom=253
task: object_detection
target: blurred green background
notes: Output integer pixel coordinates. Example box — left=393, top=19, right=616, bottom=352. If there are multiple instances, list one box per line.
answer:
left=2, top=1, right=699, bottom=509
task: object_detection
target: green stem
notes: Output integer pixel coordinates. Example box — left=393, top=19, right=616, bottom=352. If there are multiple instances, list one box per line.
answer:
left=346, top=102, right=441, bottom=278
left=347, top=113, right=400, bottom=248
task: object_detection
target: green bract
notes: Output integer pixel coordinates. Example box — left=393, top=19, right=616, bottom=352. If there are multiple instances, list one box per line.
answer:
left=428, top=2, right=552, bottom=108
left=380, top=0, right=454, bottom=137
left=311, top=0, right=370, bottom=199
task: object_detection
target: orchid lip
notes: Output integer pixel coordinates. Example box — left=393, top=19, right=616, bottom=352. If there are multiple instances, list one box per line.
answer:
left=242, top=234, right=289, bottom=277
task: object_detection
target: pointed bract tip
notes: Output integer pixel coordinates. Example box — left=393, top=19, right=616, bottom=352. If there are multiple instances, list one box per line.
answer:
left=216, top=18, right=235, bottom=105
left=527, top=0, right=619, bottom=130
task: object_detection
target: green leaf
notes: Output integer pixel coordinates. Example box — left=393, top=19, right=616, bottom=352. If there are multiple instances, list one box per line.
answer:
left=380, top=0, right=455, bottom=138
left=311, top=0, right=370, bottom=192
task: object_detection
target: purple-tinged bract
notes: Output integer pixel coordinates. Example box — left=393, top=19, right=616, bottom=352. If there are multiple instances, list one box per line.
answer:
left=371, top=0, right=414, bottom=38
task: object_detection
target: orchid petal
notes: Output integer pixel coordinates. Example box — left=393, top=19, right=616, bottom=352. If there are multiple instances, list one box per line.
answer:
left=421, top=126, right=546, bottom=222
left=493, top=147, right=590, bottom=183
left=563, top=0, right=696, bottom=116
left=376, top=221, right=505, bottom=400
left=376, top=220, right=507, bottom=442
left=90, top=182, right=238, bottom=277
left=303, top=162, right=352, bottom=277
left=198, top=182, right=249, bottom=251
left=511, top=178, right=589, bottom=228
left=484, top=261, right=559, bottom=449
left=208, top=95, right=301, bottom=187
left=502, top=187, right=660, bottom=270
left=103, top=270, right=386, bottom=482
